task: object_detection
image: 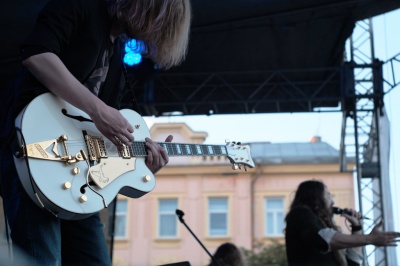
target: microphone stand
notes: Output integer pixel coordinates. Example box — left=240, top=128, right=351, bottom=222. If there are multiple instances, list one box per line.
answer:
left=176, top=209, right=221, bottom=266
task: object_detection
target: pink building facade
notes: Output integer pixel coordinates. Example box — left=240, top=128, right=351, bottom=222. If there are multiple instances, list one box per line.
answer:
left=109, top=123, right=355, bottom=266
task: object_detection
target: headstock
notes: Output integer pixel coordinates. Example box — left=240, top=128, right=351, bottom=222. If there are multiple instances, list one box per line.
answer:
left=225, top=141, right=255, bottom=171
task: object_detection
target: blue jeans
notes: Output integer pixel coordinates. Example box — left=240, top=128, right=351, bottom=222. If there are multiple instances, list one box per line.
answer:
left=1, top=149, right=112, bottom=266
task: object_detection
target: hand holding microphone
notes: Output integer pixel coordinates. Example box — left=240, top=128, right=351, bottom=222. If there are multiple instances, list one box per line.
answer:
left=332, top=206, right=367, bottom=233
left=332, top=206, right=370, bottom=220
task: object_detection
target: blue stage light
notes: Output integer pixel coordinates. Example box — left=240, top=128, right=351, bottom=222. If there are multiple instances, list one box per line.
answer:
left=124, top=39, right=145, bottom=66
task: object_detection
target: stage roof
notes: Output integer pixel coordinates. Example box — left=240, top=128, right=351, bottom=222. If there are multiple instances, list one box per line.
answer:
left=127, top=0, right=400, bottom=116
left=1, top=0, right=400, bottom=116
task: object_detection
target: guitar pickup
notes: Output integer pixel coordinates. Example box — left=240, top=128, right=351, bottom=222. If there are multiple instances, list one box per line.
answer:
left=84, top=134, right=107, bottom=162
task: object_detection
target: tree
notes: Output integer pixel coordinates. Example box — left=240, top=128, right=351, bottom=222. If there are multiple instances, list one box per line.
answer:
left=241, top=240, right=287, bottom=266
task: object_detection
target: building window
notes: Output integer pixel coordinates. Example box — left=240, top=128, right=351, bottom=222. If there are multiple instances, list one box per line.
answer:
left=208, top=197, right=228, bottom=236
left=264, top=197, right=284, bottom=236
left=158, top=198, right=178, bottom=238
left=113, top=199, right=128, bottom=239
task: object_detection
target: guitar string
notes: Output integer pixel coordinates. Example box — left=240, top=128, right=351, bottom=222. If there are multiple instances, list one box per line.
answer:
left=50, top=139, right=229, bottom=157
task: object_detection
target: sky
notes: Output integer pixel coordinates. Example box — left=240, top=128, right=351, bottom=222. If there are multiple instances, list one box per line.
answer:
left=144, top=8, right=400, bottom=262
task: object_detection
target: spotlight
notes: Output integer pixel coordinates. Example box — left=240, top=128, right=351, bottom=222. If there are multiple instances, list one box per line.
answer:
left=123, top=39, right=145, bottom=66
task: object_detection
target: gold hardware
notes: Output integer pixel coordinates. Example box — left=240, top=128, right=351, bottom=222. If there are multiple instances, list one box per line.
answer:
left=63, top=182, right=72, bottom=189
left=75, top=153, right=83, bottom=161
left=25, top=135, right=84, bottom=165
left=79, top=195, right=87, bottom=203
left=143, top=175, right=151, bottom=182
left=85, top=135, right=107, bottom=162
left=72, top=168, right=80, bottom=175
left=80, top=150, right=88, bottom=161
left=118, top=144, right=133, bottom=158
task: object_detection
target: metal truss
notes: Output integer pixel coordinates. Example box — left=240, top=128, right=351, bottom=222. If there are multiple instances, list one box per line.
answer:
left=122, top=67, right=345, bottom=116
left=340, top=18, right=399, bottom=266
left=124, top=54, right=399, bottom=119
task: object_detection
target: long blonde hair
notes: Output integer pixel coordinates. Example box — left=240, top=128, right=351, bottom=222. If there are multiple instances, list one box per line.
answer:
left=108, top=0, right=191, bottom=69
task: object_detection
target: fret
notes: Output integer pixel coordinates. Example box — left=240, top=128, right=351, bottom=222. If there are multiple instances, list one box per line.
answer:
left=129, top=143, right=229, bottom=158
left=160, top=143, right=171, bottom=155
left=184, top=144, right=192, bottom=155
left=195, top=145, right=202, bottom=155
left=130, top=142, right=147, bottom=156
left=220, top=146, right=227, bottom=155
left=213, top=145, right=221, bottom=155
left=175, top=144, right=182, bottom=155
left=200, top=145, right=208, bottom=155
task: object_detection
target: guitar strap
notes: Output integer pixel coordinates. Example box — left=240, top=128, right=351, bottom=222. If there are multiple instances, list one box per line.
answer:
left=98, top=39, right=123, bottom=110
left=98, top=37, right=142, bottom=115
left=122, top=61, right=142, bottom=115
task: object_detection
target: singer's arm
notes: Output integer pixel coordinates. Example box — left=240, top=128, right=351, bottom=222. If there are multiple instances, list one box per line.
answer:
left=330, top=220, right=400, bottom=250
left=341, top=208, right=363, bottom=263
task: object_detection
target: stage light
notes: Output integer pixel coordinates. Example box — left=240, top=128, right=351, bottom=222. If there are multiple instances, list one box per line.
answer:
left=123, top=39, right=145, bottom=66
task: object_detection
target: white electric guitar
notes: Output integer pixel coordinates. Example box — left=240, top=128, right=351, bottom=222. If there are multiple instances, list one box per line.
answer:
left=13, top=93, right=254, bottom=220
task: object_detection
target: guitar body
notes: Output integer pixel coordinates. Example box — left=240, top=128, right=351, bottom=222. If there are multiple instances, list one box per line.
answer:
left=14, top=93, right=154, bottom=219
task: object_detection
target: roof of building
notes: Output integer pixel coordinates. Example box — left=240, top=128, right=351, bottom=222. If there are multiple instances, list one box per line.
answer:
left=249, top=139, right=342, bottom=165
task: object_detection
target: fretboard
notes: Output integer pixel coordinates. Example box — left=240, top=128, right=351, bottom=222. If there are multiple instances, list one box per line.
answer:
left=130, top=142, right=228, bottom=157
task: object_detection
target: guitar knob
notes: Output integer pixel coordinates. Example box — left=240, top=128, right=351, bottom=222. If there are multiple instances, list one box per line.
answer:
left=143, top=175, right=151, bottom=182
left=79, top=195, right=87, bottom=203
left=72, top=167, right=80, bottom=175
left=63, top=182, right=72, bottom=190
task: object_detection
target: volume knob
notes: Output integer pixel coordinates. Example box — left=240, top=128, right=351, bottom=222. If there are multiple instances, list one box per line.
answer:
left=63, top=182, right=72, bottom=190
left=79, top=195, right=87, bottom=203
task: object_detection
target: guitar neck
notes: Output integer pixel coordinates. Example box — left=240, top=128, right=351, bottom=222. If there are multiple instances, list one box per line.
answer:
left=131, top=142, right=228, bottom=157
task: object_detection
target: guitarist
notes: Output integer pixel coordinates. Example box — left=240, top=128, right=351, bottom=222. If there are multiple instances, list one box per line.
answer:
left=0, top=0, right=191, bottom=265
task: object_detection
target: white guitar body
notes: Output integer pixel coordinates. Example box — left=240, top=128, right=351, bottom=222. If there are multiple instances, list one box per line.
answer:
left=14, top=93, right=154, bottom=220
left=14, top=93, right=254, bottom=220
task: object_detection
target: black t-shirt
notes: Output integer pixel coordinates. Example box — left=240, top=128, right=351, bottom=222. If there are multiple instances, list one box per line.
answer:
left=8, top=0, right=125, bottom=118
left=285, top=206, right=339, bottom=266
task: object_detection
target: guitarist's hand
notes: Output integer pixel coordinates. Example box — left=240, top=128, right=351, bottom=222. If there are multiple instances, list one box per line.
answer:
left=22, top=53, right=135, bottom=147
left=145, top=135, right=173, bottom=174
left=90, top=105, right=134, bottom=147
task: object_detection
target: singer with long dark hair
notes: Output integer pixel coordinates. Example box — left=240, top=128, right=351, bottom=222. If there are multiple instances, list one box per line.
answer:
left=284, top=180, right=400, bottom=266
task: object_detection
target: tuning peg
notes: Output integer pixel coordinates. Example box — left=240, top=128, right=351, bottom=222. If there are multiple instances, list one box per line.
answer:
left=225, top=139, right=230, bottom=144
left=238, top=164, right=242, bottom=170
left=244, top=166, right=248, bottom=171
left=232, top=163, right=239, bottom=170
left=237, top=142, right=241, bottom=145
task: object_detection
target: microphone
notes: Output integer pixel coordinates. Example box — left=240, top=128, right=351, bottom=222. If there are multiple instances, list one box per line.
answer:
left=176, top=209, right=185, bottom=223
left=175, top=209, right=221, bottom=265
left=332, top=207, right=370, bottom=220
